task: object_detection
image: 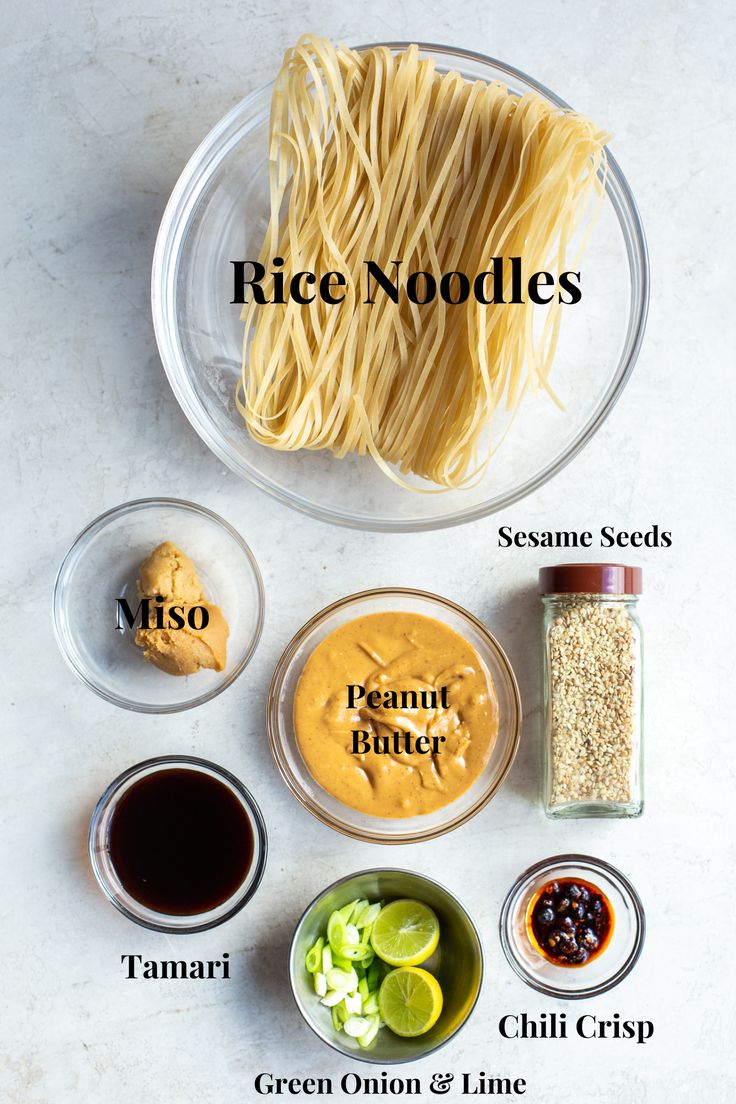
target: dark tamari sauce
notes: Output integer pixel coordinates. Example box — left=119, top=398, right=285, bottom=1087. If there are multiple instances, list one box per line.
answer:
left=528, top=878, right=614, bottom=967
left=108, top=769, right=253, bottom=915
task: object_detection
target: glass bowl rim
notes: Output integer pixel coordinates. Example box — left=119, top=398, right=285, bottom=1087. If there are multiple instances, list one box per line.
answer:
left=151, top=40, right=650, bottom=533
left=88, top=754, right=268, bottom=933
left=267, top=586, right=522, bottom=844
left=52, top=495, right=265, bottom=714
left=288, top=865, right=484, bottom=1065
left=498, top=852, right=646, bottom=998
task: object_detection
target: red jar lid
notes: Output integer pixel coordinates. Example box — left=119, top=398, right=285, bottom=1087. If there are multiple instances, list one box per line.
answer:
left=538, top=563, right=642, bottom=595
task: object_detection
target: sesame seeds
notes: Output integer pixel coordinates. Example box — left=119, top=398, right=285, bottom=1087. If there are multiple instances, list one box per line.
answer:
left=546, top=599, right=639, bottom=809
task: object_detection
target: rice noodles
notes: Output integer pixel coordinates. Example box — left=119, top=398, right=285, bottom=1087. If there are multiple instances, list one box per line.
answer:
left=237, top=35, right=608, bottom=489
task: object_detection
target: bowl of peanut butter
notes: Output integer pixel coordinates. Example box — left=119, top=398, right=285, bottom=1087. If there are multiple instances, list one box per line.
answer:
left=268, top=588, right=521, bottom=842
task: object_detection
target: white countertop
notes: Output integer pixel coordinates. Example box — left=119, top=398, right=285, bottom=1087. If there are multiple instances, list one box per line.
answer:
left=3, top=1, right=735, bottom=1101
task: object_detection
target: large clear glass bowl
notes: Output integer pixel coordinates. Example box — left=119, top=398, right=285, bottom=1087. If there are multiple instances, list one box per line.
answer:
left=152, top=43, right=648, bottom=532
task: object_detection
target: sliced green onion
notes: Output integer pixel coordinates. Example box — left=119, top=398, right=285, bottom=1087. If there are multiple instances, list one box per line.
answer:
left=352, top=903, right=370, bottom=928
left=312, top=895, right=390, bottom=1049
left=320, top=989, right=345, bottom=1008
left=327, top=911, right=347, bottom=952
left=338, top=899, right=360, bottom=923
left=343, top=1016, right=370, bottom=1038
left=352, top=898, right=369, bottom=923
left=338, top=943, right=370, bottom=961
left=364, top=902, right=383, bottom=926
left=345, top=923, right=360, bottom=945
left=325, top=967, right=354, bottom=991
left=305, top=937, right=324, bottom=974
left=357, top=902, right=382, bottom=929
left=358, top=1013, right=381, bottom=1048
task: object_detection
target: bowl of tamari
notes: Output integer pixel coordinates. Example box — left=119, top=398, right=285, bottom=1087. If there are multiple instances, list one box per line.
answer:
left=152, top=37, right=648, bottom=531
left=88, top=756, right=268, bottom=933
left=268, top=588, right=521, bottom=843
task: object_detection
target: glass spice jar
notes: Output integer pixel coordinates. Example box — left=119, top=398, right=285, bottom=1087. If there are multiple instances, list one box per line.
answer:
left=540, top=564, right=643, bottom=819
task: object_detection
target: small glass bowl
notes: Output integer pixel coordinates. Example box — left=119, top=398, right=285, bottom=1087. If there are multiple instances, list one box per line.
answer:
left=289, top=868, right=483, bottom=1064
left=53, top=497, right=264, bottom=713
left=88, top=756, right=267, bottom=933
left=268, top=588, right=521, bottom=844
left=499, top=854, right=645, bottom=998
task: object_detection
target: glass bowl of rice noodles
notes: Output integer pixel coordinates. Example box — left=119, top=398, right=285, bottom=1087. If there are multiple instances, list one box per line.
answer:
left=152, top=38, right=648, bottom=531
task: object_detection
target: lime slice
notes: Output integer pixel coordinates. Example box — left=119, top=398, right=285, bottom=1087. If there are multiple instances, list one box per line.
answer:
left=370, top=899, right=440, bottom=967
left=378, top=967, right=443, bottom=1037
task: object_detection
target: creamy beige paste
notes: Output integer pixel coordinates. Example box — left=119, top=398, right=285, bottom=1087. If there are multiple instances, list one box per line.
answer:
left=134, top=542, right=229, bottom=676
left=294, top=611, right=498, bottom=817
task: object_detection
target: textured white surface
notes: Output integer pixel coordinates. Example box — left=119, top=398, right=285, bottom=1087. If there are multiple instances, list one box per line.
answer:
left=3, top=1, right=736, bottom=1101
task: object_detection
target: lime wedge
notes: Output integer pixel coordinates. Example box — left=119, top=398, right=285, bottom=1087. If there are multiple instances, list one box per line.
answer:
left=378, top=967, right=443, bottom=1037
left=370, top=899, right=440, bottom=967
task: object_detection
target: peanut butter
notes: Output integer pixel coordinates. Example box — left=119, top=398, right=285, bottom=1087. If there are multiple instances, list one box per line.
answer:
left=293, top=611, right=498, bottom=817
